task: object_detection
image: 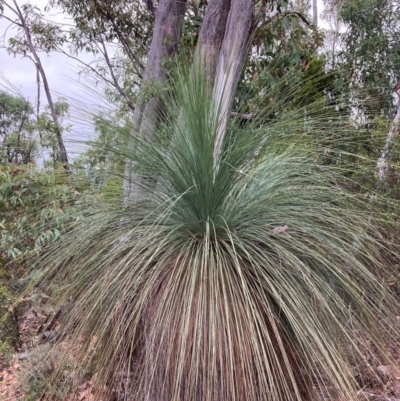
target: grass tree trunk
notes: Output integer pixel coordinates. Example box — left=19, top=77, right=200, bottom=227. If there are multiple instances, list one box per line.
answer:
left=123, top=0, right=188, bottom=199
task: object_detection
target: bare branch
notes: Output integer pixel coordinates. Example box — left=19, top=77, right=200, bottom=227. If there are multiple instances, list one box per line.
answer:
left=99, top=38, right=136, bottom=112
left=0, top=13, right=23, bottom=26
left=257, top=10, right=312, bottom=30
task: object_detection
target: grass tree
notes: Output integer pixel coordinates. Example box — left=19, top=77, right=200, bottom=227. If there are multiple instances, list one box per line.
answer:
left=35, top=65, right=400, bottom=401
left=19, top=0, right=400, bottom=400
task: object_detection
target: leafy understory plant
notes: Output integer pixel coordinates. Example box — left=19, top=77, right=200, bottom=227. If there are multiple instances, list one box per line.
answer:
left=35, top=68, right=400, bottom=401
left=17, top=344, right=74, bottom=401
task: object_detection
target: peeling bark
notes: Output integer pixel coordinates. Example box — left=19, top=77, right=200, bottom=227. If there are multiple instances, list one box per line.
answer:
left=196, top=0, right=232, bottom=87
left=212, top=0, right=254, bottom=168
left=378, top=103, right=400, bottom=180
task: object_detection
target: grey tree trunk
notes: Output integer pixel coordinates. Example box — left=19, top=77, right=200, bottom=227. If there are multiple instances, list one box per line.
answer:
left=124, top=0, right=188, bottom=199
left=196, top=0, right=232, bottom=87
left=212, top=0, right=254, bottom=167
left=313, top=0, right=318, bottom=27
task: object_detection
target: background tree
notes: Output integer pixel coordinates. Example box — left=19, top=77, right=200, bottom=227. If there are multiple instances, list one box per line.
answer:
left=322, top=0, right=400, bottom=181
left=47, top=0, right=156, bottom=112
left=0, top=90, right=36, bottom=164
left=0, top=0, right=70, bottom=171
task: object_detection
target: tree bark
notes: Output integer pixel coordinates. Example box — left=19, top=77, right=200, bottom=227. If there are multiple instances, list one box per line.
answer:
left=212, top=0, right=254, bottom=167
left=195, top=0, right=232, bottom=87
left=377, top=103, right=400, bottom=180
left=313, top=0, right=318, bottom=27
left=124, top=0, right=188, bottom=199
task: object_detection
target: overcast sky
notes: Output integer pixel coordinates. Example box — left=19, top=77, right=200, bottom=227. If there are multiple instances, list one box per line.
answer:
left=0, top=0, right=100, bottom=100
left=0, top=0, right=108, bottom=159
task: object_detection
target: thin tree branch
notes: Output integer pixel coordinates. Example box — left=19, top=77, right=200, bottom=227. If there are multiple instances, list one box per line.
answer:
left=257, top=10, right=312, bottom=30
left=92, top=0, right=145, bottom=78
left=99, top=38, right=136, bottom=112
left=36, top=65, right=40, bottom=120
left=0, top=13, right=23, bottom=27
left=0, top=0, right=19, bottom=15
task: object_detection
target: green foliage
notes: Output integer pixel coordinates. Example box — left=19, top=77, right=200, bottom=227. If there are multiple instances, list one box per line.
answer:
left=35, top=68, right=400, bottom=400
left=0, top=164, right=96, bottom=267
left=236, top=6, right=325, bottom=114
left=17, top=344, right=74, bottom=400
left=337, top=0, right=400, bottom=116
left=0, top=91, right=37, bottom=165
left=73, top=113, right=129, bottom=200
left=5, top=3, right=66, bottom=55
left=0, top=275, right=19, bottom=355
left=0, top=163, right=102, bottom=362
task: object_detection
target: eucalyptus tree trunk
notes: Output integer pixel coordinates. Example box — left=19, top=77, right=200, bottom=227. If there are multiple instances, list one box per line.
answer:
left=195, top=0, right=231, bottom=87
left=313, top=0, right=318, bottom=26
left=212, top=0, right=254, bottom=166
left=123, top=0, right=188, bottom=199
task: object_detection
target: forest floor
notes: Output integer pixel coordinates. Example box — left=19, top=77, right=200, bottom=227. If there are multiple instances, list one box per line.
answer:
left=1, top=306, right=400, bottom=401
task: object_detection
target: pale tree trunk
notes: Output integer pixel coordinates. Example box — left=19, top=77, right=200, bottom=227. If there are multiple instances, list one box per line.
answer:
left=212, top=0, right=254, bottom=167
left=313, top=0, right=318, bottom=27
left=124, top=0, right=188, bottom=199
left=195, top=0, right=231, bottom=87
left=11, top=0, right=70, bottom=172
left=377, top=102, right=400, bottom=180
